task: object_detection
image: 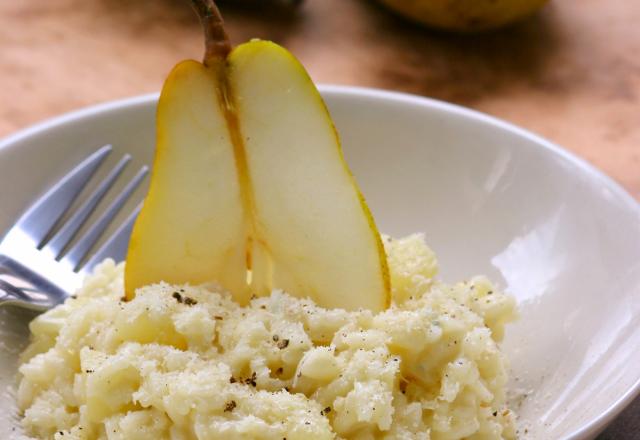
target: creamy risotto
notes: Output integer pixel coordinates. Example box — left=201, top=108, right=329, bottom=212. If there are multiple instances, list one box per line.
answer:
left=17, top=234, right=517, bottom=439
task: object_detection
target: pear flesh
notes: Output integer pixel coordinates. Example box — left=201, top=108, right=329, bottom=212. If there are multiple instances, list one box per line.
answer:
left=125, top=41, right=390, bottom=312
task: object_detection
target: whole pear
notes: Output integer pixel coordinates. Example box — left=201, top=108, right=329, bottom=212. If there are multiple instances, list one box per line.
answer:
left=377, top=0, right=549, bottom=32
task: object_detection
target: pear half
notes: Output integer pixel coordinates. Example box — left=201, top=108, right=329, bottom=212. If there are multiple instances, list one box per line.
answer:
left=125, top=1, right=390, bottom=311
left=124, top=61, right=250, bottom=303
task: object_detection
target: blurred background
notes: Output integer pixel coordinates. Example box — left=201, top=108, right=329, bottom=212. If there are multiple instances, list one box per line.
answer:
left=0, top=0, right=638, bottom=437
left=0, top=0, right=638, bottom=204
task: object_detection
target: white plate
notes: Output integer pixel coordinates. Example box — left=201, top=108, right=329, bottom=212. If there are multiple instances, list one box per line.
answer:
left=1, top=87, right=639, bottom=439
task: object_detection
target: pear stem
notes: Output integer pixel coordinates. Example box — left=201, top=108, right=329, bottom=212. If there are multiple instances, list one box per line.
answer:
left=191, top=0, right=231, bottom=65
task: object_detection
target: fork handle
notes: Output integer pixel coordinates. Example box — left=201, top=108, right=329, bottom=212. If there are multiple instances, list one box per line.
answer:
left=0, top=256, right=68, bottom=311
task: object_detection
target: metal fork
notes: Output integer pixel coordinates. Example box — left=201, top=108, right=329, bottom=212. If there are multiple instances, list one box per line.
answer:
left=0, top=145, right=148, bottom=311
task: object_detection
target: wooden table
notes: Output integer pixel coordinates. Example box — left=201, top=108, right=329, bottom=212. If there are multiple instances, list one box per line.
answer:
left=0, top=0, right=638, bottom=437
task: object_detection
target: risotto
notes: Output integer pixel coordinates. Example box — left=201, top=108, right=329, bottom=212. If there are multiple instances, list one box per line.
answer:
left=17, top=234, right=517, bottom=439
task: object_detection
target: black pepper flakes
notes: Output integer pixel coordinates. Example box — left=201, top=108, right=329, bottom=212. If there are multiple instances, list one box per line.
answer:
left=229, top=376, right=237, bottom=384
left=276, top=367, right=283, bottom=375
left=321, top=406, right=331, bottom=415
left=214, top=316, right=224, bottom=320
left=85, top=369, right=94, bottom=374
left=272, top=334, right=280, bottom=342
left=493, top=411, right=498, bottom=417
left=245, top=372, right=257, bottom=387
left=184, top=297, right=197, bottom=306
left=224, top=400, right=237, bottom=412
left=277, top=339, right=289, bottom=349
left=172, top=292, right=183, bottom=303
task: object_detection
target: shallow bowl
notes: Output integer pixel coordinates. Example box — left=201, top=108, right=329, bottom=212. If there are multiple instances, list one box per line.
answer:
left=1, top=86, right=639, bottom=439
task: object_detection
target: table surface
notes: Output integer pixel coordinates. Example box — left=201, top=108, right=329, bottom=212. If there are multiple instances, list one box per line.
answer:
left=0, top=0, right=638, bottom=437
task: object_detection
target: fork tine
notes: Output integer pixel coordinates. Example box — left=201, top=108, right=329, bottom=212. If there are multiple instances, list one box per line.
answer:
left=11, top=145, right=112, bottom=246
left=62, top=166, right=149, bottom=270
left=82, top=203, right=141, bottom=274
left=43, top=154, right=131, bottom=258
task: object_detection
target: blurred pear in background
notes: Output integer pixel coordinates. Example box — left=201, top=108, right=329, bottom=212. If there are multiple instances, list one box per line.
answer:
left=377, top=0, right=550, bottom=32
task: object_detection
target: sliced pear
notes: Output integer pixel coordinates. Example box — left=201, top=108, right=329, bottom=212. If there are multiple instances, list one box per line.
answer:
left=125, top=60, right=250, bottom=303
left=125, top=0, right=390, bottom=311
left=228, top=41, right=389, bottom=311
